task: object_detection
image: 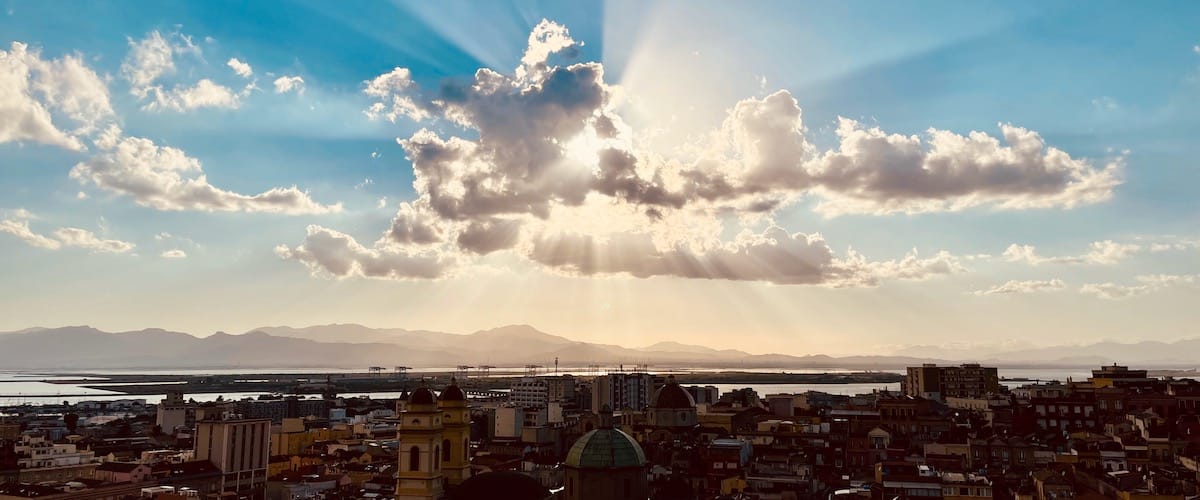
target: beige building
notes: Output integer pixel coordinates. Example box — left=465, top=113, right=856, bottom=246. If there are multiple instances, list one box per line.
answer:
left=194, top=417, right=271, bottom=497
left=11, top=436, right=98, bottom=482
left=439, top=380, right=471, bottom=487
left=397, top=387, right=444, bottom=500
left=156, top=390, right=191, bottom=434
left=905, top=364, right=1000, bottom=401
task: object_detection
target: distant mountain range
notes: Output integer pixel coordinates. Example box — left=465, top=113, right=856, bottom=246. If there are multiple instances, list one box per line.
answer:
left=0, top=324, right=1196, bottom=370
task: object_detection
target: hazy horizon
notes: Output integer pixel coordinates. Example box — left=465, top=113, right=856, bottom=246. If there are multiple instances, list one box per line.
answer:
left=5, top=323, right=1200, bottom=365
left=2, top=2, right=1198, bottom=357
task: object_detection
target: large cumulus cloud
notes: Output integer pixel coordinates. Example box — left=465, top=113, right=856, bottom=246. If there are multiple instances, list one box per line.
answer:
left=280, top=19, right=1118, bottom=286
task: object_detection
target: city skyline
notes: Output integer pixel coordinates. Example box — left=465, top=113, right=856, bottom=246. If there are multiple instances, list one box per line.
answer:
left=2, top=1, right=1199, bottom=356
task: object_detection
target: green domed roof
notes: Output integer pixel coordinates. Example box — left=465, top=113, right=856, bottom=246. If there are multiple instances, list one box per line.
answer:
left=564, top=428, right=646, bottom=469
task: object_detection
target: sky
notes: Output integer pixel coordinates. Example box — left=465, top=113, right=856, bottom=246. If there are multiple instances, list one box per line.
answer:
left=1, top=0, right=1198, bottom=356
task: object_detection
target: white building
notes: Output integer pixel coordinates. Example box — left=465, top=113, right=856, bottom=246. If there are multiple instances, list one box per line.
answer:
left=16, top=436, right=96, bottom=469
left=156, top=390, right=190, bottom=434
left=510, top=378, right=550, bottom=408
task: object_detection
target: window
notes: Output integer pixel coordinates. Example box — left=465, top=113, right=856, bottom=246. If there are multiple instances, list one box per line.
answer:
left=434, top=446, right=440, bottom=470
left=409, top=446, right=420, bottom=471
left=442, top=439, right=451, bottom=461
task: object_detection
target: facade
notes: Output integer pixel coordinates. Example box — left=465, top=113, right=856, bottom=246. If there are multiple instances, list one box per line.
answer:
left=156, top=390, right=190, bottom=434
left=685, top=385, right=720, bottom=405
left=510, top=378, right=551, bottom=408
left=396, top=387, right=444, bottom=500
left=591, top=372, right=655, bottom=413
left=234, top=397, right=328, bottom=423
left=194, top=417, right=271, bottom=497
left=0, top=422, right=20, bottom=441
left=12, top=436, right=98, bottom=482
left=1090, top=364, right=1151, bottom=388
left=905, top=364, right=1000, bottom=401
left=439, top=380, right=472, bottom=487
left=545, top=375, right=577, bottom=404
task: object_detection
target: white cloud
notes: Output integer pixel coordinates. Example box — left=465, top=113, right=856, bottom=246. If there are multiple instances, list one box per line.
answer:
left=973, top=279, right=1065, bottom=296
left=161, top=249, right=187, bottom=259
left=76, top=191, right=88, bottom=200
left=52, top=227, right=135, bottom=253
left=70, top=125, right=342, bottom=214
left=0, top=211, right=133, bottom=253
left=123, top=30, right=240, bottom=111
left=1147, top=238, right=1200, bottom=252
left=144, top=79, right=241, bottom=111
left=363, top=67, right=426, bottom=122
left=273, top=75, right=304, bottom=94
left=0, top=216, right=62, bottom=249
left=226, top=57, right=252, bottom=78
left=276, top=225, right=456, bottom=280
left=1080, top=274, right=1198, bottom=300
left=281, top=20, right=1116, bottom=286
left=0, top=42, right=112, bottom=151
left=377, top=197, right=388, bottom=209
left=807, top=119, right=1122, bottom=216
left=1003, top=240, right=1139, bottom=265
left=354, top=178, right=373, bottom=190
left=121, top=31, right=178, bottom=97
left=516, top=19, right=582, bottom=82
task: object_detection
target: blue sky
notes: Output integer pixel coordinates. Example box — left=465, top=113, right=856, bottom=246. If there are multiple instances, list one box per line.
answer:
left=1, top=1, right=1197, bottom=355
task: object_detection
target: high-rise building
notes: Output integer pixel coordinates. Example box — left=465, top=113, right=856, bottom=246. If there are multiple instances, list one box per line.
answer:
left=905, top=364, right=1000, bottom=401
left=510, top=375, right=578, bottom=409
left=510, top=378, right=550, bottom=408
left=590, top=372, right=655, bottom=413
left=194, top=417, right=270, bottom=497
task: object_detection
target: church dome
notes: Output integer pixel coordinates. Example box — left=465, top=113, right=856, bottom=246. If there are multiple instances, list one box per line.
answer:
left=651, top=375, right=695, bottom=409
left=449, top=471, right=551, bottom=500
left=440, top=378, right=466, bottom=401
left=564, top=428, right=646, bottom=469
left=409, top=387, right=437, bottom=405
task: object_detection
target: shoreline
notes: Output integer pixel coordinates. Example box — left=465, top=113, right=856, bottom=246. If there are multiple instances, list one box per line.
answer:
left=11, top=370, right=905, bottom=398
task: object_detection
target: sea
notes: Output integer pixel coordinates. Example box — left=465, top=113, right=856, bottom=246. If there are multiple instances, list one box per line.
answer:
left=0, top=367, right=1108, bottom=406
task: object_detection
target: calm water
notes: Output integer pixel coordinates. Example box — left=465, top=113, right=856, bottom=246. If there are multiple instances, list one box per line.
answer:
left=0, top=367, right=1183, bottom=407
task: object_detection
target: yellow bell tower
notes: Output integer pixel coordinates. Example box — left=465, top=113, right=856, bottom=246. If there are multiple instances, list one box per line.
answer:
left=397, top=387, right=444, bottom=500
left=438, top=378, right=472, bottom=486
